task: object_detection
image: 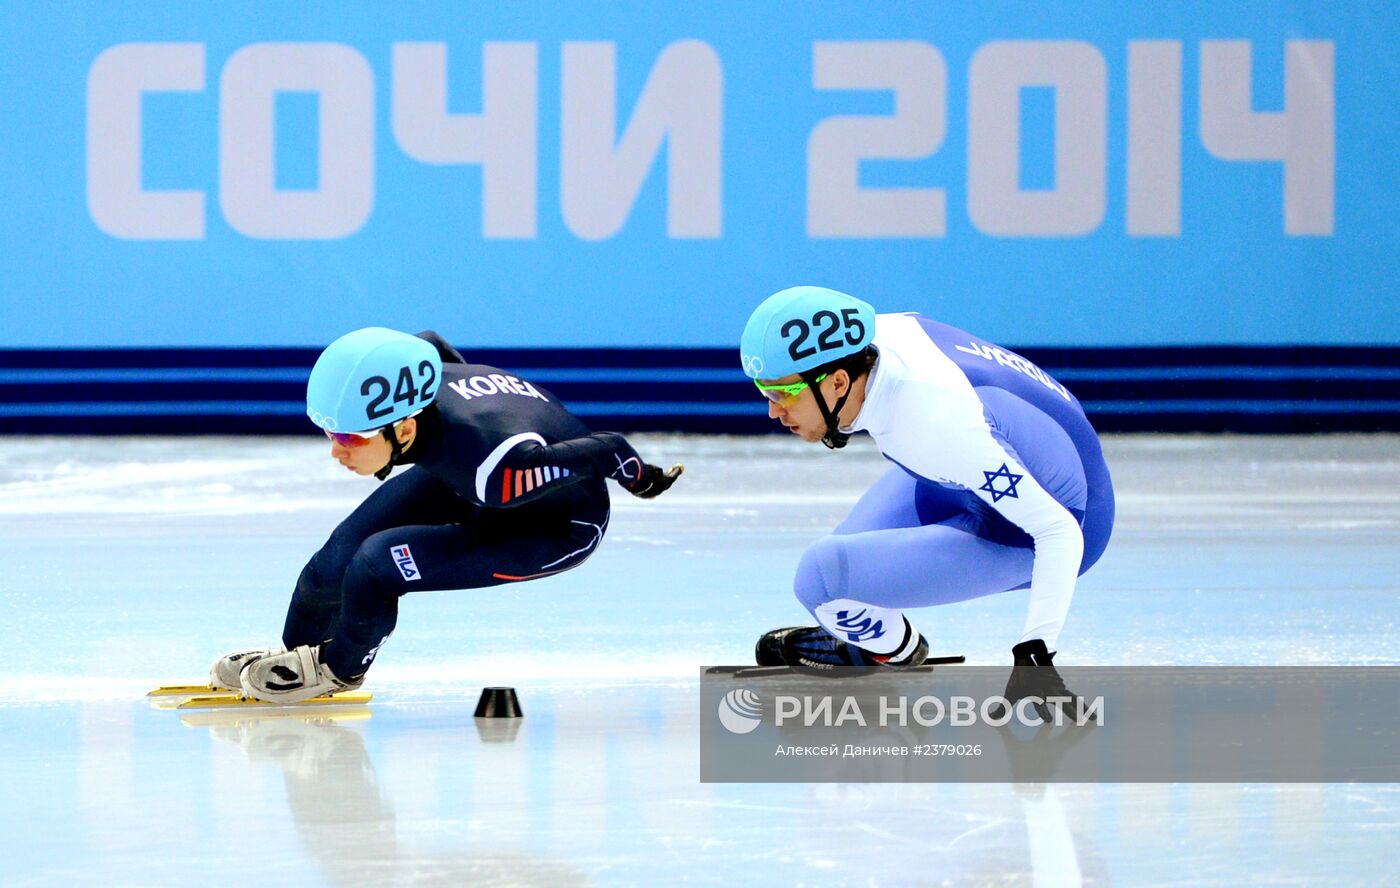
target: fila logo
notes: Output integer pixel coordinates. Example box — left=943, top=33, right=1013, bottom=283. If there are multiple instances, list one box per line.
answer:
left=390, top=544, right=422, bottom=581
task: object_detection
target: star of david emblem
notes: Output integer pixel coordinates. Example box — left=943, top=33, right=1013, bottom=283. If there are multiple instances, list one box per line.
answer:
left=979, top=463, right=1023, bottom=502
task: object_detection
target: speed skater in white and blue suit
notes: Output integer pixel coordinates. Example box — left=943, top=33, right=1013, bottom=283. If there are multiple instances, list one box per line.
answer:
left=741, top=286, right=1114, bottom=717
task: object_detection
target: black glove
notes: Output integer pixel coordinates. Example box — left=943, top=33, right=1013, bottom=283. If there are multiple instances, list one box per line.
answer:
left=988, top=639, right=1084, bottom=723
left=623, top=463, right=685, bottom=499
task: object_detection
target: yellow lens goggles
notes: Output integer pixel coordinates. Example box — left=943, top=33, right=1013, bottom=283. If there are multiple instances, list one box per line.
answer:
left=754, top=373, right=827, bottom=406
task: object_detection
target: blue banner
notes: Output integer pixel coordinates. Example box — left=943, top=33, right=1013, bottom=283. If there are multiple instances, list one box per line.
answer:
left=1, top=2, right=1395, bottom=349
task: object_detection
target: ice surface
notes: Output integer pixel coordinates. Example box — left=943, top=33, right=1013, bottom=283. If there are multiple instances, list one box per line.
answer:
left=1, top=433, right=1397, bottom=885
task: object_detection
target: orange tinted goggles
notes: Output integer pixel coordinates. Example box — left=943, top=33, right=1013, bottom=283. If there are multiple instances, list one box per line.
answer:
left=325, top=429, right=378, bottom=448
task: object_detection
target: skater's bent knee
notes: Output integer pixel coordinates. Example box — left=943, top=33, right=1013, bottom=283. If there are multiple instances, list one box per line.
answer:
left=794, top=535, right=848, bottom=609
left=293, top=558, right=342, bottom=608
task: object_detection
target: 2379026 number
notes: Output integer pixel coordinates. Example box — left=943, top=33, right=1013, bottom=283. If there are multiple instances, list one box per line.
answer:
left=780, top=308, right=867, bottom=361
left=361, top=360, right=439, bottom=421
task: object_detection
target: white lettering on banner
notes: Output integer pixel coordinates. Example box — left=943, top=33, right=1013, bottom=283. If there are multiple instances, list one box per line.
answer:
left=912, top=695, right=944, bottom=725
left=392, top=42, right=539, bottom=238
left=967, top=40, right=1108, bottom=236
left=774, top=745, right=837, bottom=756
left=561, top=40, right=723, bottom=240
left=220, top=43, right=375, bottom=238
left=841, top=745, right=909, bottom=757
left=1016, top=696, right=1045, bottom=727
left=83, top=38, right=1335, bottom=241
left=1200, top=40, right=1335, bottom=235
left=1082, top=696, right=1105, bottom=725
left=766, top=694, right=1105, bottom=727
left=775, top=697, right=801, bottom=724
left=949, top=695, right=977, bottom=726
left=1127, top=41, right=1183, bottom=236
left=86, top=43, right=206, bottom=239
left=834, top=696, right=866, bottom=727
left=807, top=41, right=947, bottom=237
left=880, top=696, right=907, bottom=726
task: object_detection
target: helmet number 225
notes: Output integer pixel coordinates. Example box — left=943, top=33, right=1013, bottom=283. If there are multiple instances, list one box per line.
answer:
left=781, top=308, right=867, bottom=361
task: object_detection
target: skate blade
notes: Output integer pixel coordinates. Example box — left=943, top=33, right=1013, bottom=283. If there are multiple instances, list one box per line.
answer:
left=707, top=655, right=965, bottom=678
left=174, top=690, right=373, bottom=709
left=148, top=684, right=235, bottom=697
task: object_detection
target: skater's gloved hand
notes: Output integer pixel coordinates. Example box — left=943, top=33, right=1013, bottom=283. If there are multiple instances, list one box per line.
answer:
left=987, top=639, right=1085, bottom=724
left=623, top=463, right=685, bottom=499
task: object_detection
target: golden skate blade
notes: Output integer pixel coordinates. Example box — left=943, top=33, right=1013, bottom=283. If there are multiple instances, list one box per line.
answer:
left=148, top=684, right=236, bottom=697
left=175, top=690, right=373, bottom=709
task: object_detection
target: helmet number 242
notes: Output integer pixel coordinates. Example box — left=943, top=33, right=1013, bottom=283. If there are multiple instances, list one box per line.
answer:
left=361, top=360, right=439, bottom=422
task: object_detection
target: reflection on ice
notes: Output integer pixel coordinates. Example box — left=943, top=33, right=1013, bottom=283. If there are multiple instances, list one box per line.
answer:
left=193, top=710, right=588, bottom=887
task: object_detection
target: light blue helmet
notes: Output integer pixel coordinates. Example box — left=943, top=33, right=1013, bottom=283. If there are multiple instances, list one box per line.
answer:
left=740, top=286, right=876, bottom=380
left=306, top=327, right=443, bottom=433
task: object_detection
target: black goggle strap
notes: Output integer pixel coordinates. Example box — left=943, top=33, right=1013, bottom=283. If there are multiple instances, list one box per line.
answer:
left=373, top=422, right=405, bottom=481
left=800, top=369, right=852, bottom=450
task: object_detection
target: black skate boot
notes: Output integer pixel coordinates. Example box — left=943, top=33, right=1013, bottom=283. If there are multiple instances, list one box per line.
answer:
left=989, top=639, right=1084, bottom=722
left=756, top=622, right=928, bottom=677
left=755, top=627, right=804, bottom=666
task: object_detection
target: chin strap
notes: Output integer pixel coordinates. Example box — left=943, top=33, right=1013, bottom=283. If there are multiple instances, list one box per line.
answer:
left=373, top=424, right=405, bottom=481
left=801, top=369, right=852, bottom=450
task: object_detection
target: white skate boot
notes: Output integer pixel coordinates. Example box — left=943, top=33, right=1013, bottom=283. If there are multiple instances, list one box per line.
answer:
left=239, top=644, right=362, bottom=704
left=209, top=646, right=285, bottom=691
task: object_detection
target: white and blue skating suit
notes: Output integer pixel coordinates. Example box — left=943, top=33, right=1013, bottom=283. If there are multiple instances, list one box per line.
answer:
left=796, top=313, right=1114, bottom=654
